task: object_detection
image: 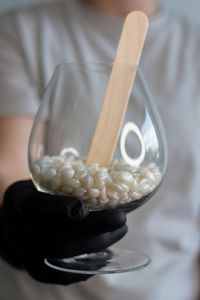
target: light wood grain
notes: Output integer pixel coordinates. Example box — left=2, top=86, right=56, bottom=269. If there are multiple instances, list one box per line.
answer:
left=86, top=11, right=149, bottom=168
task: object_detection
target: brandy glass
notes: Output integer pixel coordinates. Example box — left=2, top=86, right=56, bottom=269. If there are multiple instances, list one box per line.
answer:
left=28, top=62, right=167, bottom=274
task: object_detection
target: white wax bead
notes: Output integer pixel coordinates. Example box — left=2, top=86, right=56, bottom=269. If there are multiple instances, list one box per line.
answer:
left=148, top=185, right=154, bottom=192
left=76, top=169, right=88, bottom=179
left=36, top=172, right=42, bottom=181
left=109, top=170, right=116, bottom=176
left=120, top=165, right=133, bottom=172
left=95, top=181, right=105, bottom=190
left=110, top=173, right=121, bottom=183
left=113, top=165, right=122, bottom=171
left=53, top=156, right=65, bottom=163
left=105, top=176, right=112, bottom=185
left=101, top=167, right=108, bottom=172
left=141, top=184, right=152, bottom=194
left=72, top=162, right=85, bottom=172
left=42, top=168, right=56, bottom=181
left=82, top=175, right=94, bottom=189
left=139, top=167, right=148, bottom=176
left=138, top=183, right=146, bottom=193
left=40, top=180, right=51, bottom=190
left=32, top=165, right=40, bottom=175
left=50, top=168, right=56, bottom=176
left=47, top=158, right=56, bottom=165
left=154, top=172, right=161, bottom=180
left=119, top=172, right=133, bottom=182
left=73, top=188, right=86, bottom=196
left=133, top=171, right=141, bottom=178
left=93, top=176, right=105, bottom=189
left=87, top=164, right=99, bottom=175
left=119, top=196, right=132, bottom=204
left=111, top=183, right=126, bottom=193
left=66, top=178, right=81, bottom=189
left=62, top=168, right=75, bottom=179
left=118, top=183, right=129, bottom=192
left=129, top=178, right=137, bottom=192
left=120, top=192, right=129, bottom=201
left=118, top=198, right=126, bottom=204
left=107, top=191, right=119, bottom=201
left=43, top=171, right=53, bottom=181
left=61, top=162, right=72, bottom=169
left=88, top=168, right=98, bottom=175
left=156, top=178, right=161, bottom=185
left=96, top=171, right=107, bottom=180
left=43, top=155, right=51, bottom=160
left=127, top=197, right=133, bottom=203
left=131, top=191, right=142, bottom=200
left=140, top=178, right=149, bottom=186
left=61, top=187, right=73, bottom=194
left=54, top=163, right=63, bottom=170
left=34, top=160, right=41, bottom=167
left=52, top=178, right=60, bottom=189
left=40, top=163, right=49, bottom=172
left=108, top=200, right=118, bottom=207
left=145, top=171, right=156, bottom=182
left=100, top=187, right=107, bottom=203
left=36, top=153, right=161, bottom=209
left=88, top=163, right=99, bottom=169
left=130, top=166, right=138, bottom=173
left=148, top=163, right=157, bottom=170
left=88, top=188, right=100, bottom=198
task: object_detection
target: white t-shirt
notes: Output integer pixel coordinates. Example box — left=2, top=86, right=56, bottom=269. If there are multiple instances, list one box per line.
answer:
left=0, top=1, right=200, bottom=299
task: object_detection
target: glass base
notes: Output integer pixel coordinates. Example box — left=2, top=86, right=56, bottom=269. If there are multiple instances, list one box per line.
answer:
left=44, top=247, right=150, bottom=274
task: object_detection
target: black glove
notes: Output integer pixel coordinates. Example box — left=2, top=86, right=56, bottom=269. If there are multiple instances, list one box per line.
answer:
left=0, top=180, right=127, bottom=285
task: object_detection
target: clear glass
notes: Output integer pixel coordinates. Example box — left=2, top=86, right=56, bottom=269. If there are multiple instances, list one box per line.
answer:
left=28, top=62, right=167, bottom=274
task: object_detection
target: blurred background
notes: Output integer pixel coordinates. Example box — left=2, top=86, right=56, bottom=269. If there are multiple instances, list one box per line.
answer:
left=0, top=0, right=200, bottom=25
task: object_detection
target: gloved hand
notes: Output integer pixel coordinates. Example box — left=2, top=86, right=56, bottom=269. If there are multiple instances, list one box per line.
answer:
left=0, top=180, right=127, bottom=285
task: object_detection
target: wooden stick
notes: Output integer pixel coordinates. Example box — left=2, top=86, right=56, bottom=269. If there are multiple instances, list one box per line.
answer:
left=86, top=11, right=149, bottom=168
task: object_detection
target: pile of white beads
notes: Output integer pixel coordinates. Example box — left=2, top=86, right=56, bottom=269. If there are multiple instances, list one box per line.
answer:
left=31, top=155, right=161, bottom=208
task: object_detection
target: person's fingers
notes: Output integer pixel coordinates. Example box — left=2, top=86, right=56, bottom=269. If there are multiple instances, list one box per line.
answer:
left=0, top=210, right=25, bottom=269
left=4, top=208, right=127, bottom=243
left=41, top=224, right=128, bottom=258
left=24, top=258, right=92, bottom=285
left=73, top=224, right=128, bottom=255
left=79, top=209, right=127, bottom=234
left=4, top=221, right=128, bottom=259
left=3, top=180, right=89, bottom=221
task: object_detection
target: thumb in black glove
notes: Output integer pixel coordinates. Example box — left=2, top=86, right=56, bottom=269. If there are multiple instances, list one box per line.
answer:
left=0, top=180, right=127, bottom=285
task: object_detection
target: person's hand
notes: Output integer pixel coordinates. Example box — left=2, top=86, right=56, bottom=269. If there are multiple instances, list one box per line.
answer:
left=0, top=180, right=127, bottom=285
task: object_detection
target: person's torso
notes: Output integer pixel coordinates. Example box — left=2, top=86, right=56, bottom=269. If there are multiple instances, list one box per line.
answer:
left=1, top=1, right=200, bottom=299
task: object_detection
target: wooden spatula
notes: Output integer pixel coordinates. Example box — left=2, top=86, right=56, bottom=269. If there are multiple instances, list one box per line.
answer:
left=86, top=11, right=149, bottom=168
